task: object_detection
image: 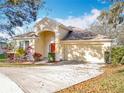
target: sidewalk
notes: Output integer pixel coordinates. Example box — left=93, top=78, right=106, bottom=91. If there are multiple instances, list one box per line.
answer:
left=0, top=73, right=24, bottom=93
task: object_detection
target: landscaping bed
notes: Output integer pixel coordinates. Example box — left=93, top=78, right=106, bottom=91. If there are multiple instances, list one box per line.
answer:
left=56, top=65, right=124, bottom=93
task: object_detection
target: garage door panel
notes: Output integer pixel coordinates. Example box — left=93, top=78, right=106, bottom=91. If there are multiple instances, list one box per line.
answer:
left=63, top=44, right=104, bottom=63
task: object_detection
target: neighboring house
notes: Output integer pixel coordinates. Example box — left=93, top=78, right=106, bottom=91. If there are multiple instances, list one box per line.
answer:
left=12, top=17, right=112, bottom=63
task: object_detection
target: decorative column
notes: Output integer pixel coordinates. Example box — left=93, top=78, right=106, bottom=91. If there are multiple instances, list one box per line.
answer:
left=55, top=26, right=61, bottom=61
left=31, top=38, right=35, bottom=53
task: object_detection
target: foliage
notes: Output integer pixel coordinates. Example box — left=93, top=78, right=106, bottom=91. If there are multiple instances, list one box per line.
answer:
left=111, top=46, right=124, bottom=64
left=98, top=2, right=124, bottom=28
left=104, top=46, right=124, bottom=65
left=104, top=51, right=110, bottom=64
left=0, top=54, right=6, bottom=59
left=7, top=0, right=21, bottom=5
left=48, top=53, right=55, bottom=62
left=89, top=2, right=124, bottom=44
left=7, top=41, right=15, bottom=51
left=120, top=56, right=124, bottom=64
left=7, top=53, right=14, bottom=60
left=15, top=48, right=25, bottom=57
left=0, top=0, right=44, bottom=36
left=33, top=52, right=42, bottom=61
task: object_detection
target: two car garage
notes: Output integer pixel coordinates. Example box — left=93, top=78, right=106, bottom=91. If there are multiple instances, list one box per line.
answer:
left=61, top=39, right=112, bottom=63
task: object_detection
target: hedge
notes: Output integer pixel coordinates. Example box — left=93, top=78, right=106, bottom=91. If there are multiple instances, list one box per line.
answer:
left=104, top=46, right=124, bottom=64
left=111, top=46, right=124, bottom=64
left=104, top=51, right=110, bottom=64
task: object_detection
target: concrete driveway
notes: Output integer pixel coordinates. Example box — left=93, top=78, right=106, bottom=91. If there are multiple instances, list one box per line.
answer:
left=0, top=62, right=104, bottom=93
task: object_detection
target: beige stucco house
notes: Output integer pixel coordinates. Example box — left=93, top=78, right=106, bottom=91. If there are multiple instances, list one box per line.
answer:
left=13, top=17, right=112, bottom=63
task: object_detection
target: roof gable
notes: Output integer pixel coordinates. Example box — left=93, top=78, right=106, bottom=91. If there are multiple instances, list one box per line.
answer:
left=34, top=17, right=69, bottom=32
left=13, top=32, right=38, bottom=39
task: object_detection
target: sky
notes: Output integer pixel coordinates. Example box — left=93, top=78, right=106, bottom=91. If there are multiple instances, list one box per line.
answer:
left=0, top=0, right=112, bottom=37
left=37, top=0, right=112, bottom=29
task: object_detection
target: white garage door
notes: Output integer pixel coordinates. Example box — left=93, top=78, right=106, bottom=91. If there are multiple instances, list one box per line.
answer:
left=62, top=44, right=105, bottom=63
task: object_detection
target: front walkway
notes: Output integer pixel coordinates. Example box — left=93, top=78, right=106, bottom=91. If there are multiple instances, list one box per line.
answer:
left=0, top=62, right=104, bottom=93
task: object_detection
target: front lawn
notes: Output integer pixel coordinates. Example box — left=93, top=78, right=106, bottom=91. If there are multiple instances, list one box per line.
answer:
left=0, top=59, right=7, bottom=62
left=57, top=65, right=124, bottom=93
left=0, top=63, right=45, bottom=67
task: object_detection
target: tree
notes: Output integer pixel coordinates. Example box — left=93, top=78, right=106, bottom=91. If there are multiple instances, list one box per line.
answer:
left=88, top=2, right=124, bottom=44
left=116, top=22, right=124, bottom=44
left=0, top=0, right=44, bottom=36
left=98, top=2, right=124, bottom=28
left=96, top=2, right=124, bottom=41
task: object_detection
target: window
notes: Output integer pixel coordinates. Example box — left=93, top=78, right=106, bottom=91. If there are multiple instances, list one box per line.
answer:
left=25, top=41, right=29, bottom=49
left=19, top=41, right=29, bottom=49
left=19, top=41, right=24, bottom=48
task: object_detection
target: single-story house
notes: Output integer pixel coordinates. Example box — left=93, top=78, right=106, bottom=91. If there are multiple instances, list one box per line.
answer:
left=12, top=17, right=112, bottom=63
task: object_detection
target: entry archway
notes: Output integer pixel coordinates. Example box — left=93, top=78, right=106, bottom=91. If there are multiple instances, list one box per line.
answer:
left=35, top=31, right=55, bottom=58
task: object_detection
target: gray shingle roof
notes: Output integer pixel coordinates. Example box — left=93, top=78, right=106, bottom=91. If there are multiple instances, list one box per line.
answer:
left=63, top=26, right=98, bottom=40
left=13, top=32, right=38, bottom=39
left=63, top=31, right=97, bottom=40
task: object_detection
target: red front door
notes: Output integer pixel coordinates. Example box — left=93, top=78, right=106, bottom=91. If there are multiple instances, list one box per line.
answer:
left=50, top=43, right=55, bottom=53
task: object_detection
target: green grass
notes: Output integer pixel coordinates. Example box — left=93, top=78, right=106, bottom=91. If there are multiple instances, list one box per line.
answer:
left=0, top=59, right=7, bottom=62
left=99, top=69, right=124, bottom=93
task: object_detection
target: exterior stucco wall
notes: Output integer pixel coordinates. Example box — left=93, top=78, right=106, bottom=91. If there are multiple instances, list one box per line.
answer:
left=12, top=39, right=35, bottom=54
left=15, top=39, right=35, bottom=49
left=35, top=35, right=44, bottom=56
left=58, top=27, right=69, bottom=40
left=60, top=40, right=112, bottom=63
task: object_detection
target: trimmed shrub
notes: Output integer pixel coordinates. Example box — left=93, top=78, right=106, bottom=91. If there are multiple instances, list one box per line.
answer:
left=104, top=51, right=110, bottom=64
left=48, top=53, right=55, bottom=62
left=120, top=56, right=124, bottom=64
left=33, top=52, right=42, bottom=61
left=16, top=48, right=25, bottom=57
left=111, top=46, right=124, bottom=65
left=7, top=53, right=15, bottom=60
